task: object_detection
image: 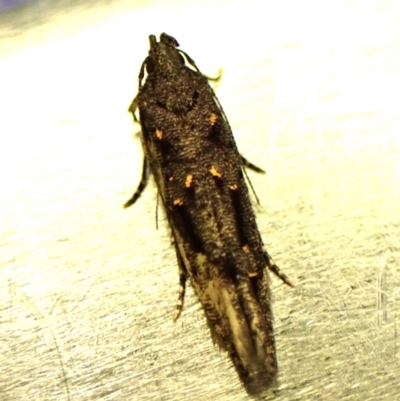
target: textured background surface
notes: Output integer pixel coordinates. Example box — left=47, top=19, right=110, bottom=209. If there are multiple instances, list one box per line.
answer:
left=1, top=0, right=399, bottom=400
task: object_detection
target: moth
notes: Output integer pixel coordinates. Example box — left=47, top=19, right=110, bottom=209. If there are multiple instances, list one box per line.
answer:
left=124, top=33, right=293, bottom=394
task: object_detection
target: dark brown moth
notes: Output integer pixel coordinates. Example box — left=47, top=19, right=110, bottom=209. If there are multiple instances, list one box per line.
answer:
left=124, top=33, right=293, bottom=394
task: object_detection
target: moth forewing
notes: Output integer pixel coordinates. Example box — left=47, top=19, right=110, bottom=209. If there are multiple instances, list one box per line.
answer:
left=124, top=32, right=292, bottom=395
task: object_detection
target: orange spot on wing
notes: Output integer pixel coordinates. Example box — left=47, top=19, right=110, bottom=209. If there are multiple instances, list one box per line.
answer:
left=185, top=174, right=193, bottom=188
left=155, top=128, right=163, bottom=140
left=209, top=113, right=218, bottom=126
left=209, top=165, right=222, bottom=178
left=173, top=198, right=183, bottom=206
left=242, top=244, right=250, bottom=253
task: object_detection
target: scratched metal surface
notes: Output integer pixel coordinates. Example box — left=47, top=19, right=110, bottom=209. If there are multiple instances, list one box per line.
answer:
left=1, top=0, right=399, bottom=400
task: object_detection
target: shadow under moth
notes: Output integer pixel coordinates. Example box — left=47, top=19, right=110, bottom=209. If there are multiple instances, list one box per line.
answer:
left=124, top=33, right=293, bottom=394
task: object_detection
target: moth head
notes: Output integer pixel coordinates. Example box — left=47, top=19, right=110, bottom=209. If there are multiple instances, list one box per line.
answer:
left=145, top=33, right=186, bottom=78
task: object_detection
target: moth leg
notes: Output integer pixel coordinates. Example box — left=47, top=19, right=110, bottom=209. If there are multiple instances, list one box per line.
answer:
left=128, top=95, right=140, bottom=122
left=155, top=192, right=160, bottom=230
left=240, top=156, right=265, bottom=205
left=203, top=69, right=222, bottom=91
left=241, top=155, right=265, bottom=174
left=242, top=167, right=262, bottom=205
left=179, top=48, right=221, bottom=82
left=173, top=249, right=188, bottom=321
left=204, top=70, right=222, bottom=82
left=265, top=251, right=294, bottom=288
left=123, top=156, right=151, bottom=208
left=178, top=49, right=202, bottom=73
